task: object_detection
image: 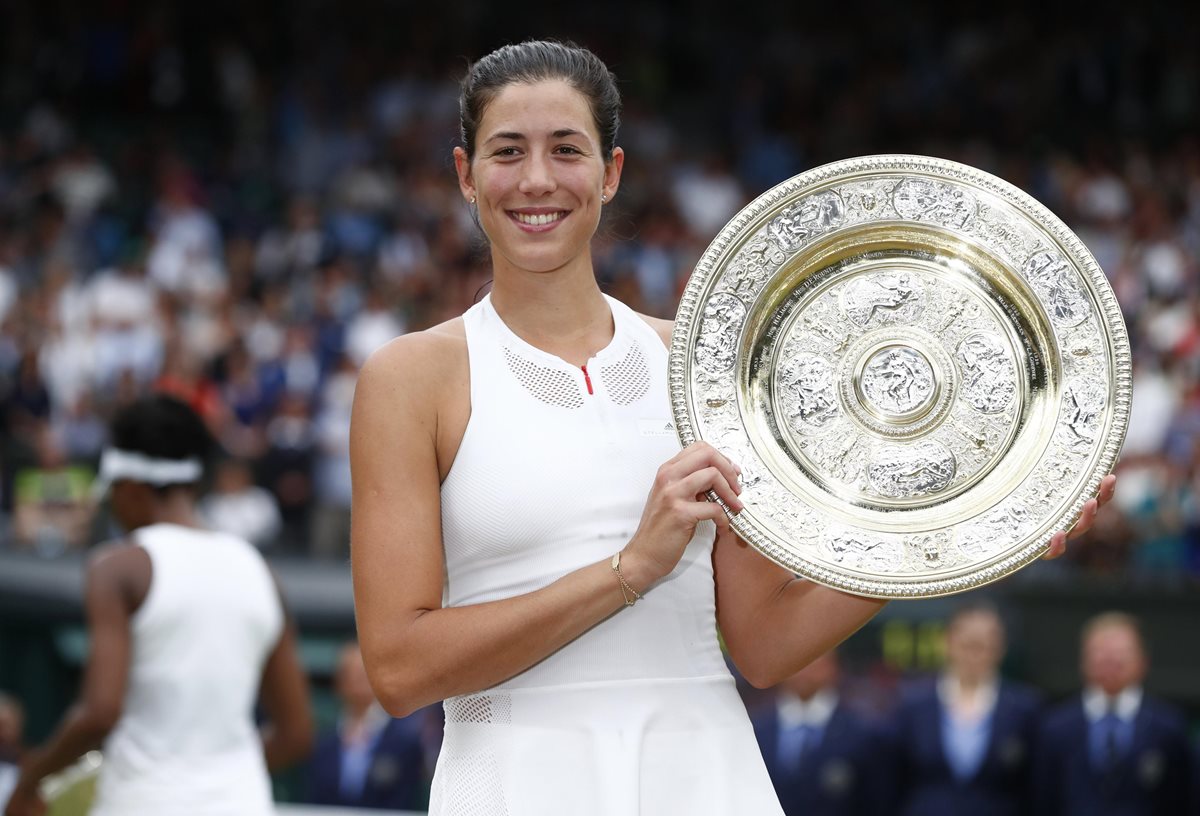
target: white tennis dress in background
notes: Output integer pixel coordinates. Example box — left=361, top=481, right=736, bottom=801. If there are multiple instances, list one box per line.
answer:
left=90, top=523, right=283, bottom=816
left=432, top=295, right=784, bottom=815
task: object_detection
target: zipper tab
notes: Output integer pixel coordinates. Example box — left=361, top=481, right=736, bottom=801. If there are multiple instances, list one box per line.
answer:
left=581, top=364, right=594, bottom=395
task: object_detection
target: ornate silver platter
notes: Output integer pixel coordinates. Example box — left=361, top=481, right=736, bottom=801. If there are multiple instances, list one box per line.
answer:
left=670, top=155, right=1131, bottom=598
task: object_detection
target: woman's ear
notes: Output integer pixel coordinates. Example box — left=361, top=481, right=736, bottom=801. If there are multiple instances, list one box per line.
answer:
left=602, top=146, right=625, bottom=204
left=453, top=146, right=476, bottom=204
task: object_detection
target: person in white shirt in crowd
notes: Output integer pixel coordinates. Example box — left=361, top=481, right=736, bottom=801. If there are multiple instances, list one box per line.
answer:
left=199, top=457, right=283, bottom=550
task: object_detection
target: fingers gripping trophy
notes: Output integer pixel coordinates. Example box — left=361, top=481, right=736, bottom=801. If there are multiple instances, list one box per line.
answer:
left=672, top=155, right=1128, bottom=598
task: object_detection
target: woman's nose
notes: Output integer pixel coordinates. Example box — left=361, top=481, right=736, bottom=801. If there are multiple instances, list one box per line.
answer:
left=518, top=152, right=556, bottom=195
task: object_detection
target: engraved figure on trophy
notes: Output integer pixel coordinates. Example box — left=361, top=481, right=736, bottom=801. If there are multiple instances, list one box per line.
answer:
left=825, top=532, right=903, bottom=571
left=891, top=178, right=977, bottom=229
left=841, top=272, right=925, bottom=326
left=861, top=347, right=936, bottom=416
left=778, top=352, right=840, bottom=431
left=955, top=333, right=1017, bottom=414
left=906, top=532, right=951, bottom=569
left=724, top=239, right=786, bottom=297
left=694, top=293, right=747, bottom=375
left=867, top=441, right=957, bottom=498
left=1023, top=250, right=1090, bottom=327
left=1060, top=379, right=1107, bottom=453
left=958, top=502, right=1031, bottom=558
left=806, top=433, right=867, bottom=487
left=768, top=190, right=846, bottom=250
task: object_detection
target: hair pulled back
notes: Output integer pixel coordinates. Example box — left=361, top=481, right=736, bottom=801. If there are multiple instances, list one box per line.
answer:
left=460, top=40, right=621, bottom=161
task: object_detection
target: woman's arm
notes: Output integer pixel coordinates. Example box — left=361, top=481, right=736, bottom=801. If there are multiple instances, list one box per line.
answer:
left=713, top=531, right=886, bottom=689
left=351, top=330, right=740, bottom=717
left=7, top=546, right=141, bottom=813
left=258, top=575, right=314, bottom=771
left=716, top=474, right=1117, bottom=688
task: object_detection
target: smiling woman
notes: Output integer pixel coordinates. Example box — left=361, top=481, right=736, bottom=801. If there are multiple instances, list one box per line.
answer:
left=453, top=77, right=622, bottom=278
left=347, top=40, right=1111, bottom=816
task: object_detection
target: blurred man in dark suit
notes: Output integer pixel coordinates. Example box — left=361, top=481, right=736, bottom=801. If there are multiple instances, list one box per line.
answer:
left=1034, top=612, right=1191, bottom=816
left=892, top=603, right=1041, bottom=816
left=752, top=650, right=890, bottom=816
left=307, top=642, right=430, bottom=810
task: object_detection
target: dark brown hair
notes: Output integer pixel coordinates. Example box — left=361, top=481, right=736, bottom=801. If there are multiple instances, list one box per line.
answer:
left=459, top=40, right=621, bottom=161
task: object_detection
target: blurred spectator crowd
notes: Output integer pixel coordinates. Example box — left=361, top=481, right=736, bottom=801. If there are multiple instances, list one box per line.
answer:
left=0, top=2, right=1198, bottom=573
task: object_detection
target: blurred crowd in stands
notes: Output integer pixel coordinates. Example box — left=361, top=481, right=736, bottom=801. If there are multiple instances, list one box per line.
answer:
left=0, top=2, right=1198, bottom=578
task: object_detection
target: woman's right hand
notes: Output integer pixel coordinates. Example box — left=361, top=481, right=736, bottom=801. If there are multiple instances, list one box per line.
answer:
left=620, top=442, right=744, bottom=591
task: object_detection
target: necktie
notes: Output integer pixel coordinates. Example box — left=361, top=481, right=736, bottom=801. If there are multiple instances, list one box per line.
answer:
left=1093, top=710, right=1123, bottom=769
left=779, top=722, right=816, bottom=769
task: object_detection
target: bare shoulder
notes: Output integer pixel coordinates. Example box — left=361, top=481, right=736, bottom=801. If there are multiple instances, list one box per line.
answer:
left=87, top=537, right=144, bottom=575
left=356, top=317, right=467, bottom=404
left=633, top=312, right=675, bottom=350
left=86, top=537, right=151, bottom=607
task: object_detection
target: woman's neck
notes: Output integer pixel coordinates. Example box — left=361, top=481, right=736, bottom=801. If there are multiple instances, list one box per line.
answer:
left=489, top=256, right=614, bottom=365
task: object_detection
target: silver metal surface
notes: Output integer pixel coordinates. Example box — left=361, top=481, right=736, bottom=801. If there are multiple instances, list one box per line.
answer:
left=671, top=155, right=1131, bottom=598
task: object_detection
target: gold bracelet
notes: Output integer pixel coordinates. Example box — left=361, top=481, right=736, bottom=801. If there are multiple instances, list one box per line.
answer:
left=611, top=552, right=642, bottom=607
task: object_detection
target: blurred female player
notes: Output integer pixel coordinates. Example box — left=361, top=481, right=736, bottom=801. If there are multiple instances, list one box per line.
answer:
left=5, top=395, right=313, bottom=816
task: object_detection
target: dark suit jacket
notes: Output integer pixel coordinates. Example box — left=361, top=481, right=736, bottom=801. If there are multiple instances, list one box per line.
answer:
left=753, top=699, right=892, bottom=816
left=306, top=715, right=426, bottom=810
left=893, top=679, right=1041, bottom=816
left=1033, top=693, right=1191, bottom=816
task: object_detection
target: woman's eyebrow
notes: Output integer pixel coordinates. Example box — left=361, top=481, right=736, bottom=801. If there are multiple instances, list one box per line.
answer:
left=484, top=131, right=525, bottom=145
left=484, top=128, right=590, bottom=146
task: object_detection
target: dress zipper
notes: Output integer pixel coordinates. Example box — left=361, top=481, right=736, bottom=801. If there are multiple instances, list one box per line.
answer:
left=581, top=365, right=594, bottom=395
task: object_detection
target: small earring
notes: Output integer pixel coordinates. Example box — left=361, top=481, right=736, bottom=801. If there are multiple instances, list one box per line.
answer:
left=601, top=193, right=608, bottom=203
left=470, top=195, right=476, bottom=204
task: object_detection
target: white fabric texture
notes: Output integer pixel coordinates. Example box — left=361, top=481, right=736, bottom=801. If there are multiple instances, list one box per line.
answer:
left=431, top=295, right=782, bottom=815
left=90, top=523, right=284, bottom=816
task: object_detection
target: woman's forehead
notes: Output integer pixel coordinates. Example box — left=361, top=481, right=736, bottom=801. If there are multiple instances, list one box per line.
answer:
left=481, top=79, right=598, bottom=140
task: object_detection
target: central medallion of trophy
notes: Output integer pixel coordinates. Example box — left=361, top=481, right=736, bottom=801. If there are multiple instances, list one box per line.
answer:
left=857, top=345, right=936, bottom=419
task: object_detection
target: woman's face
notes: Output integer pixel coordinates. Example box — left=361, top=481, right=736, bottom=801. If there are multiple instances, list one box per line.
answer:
left=455, top=79, right=623, bottom=276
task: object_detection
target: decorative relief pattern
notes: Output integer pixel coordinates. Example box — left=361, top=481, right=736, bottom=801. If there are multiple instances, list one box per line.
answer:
left=860, top=346, right=936, bottom=416
left=955, top=333, right=1017, bottom=413
left=778, top=353, right=840, bottom=431
left=771, top=270, right=1020, bottom=503
left=1061, top=378, right=1108, bottom=453
left=892, top=178, right=977, bottom=228
left=867, top=441, right=957, bottom=498
left=769, top=190, right=846, bottom=249
left=841, top=273, right=925, bottom=326
left=694, top=293, right=746, bottom=374
left=673, top=155, right=1130, bottom=598
left=1023, top=250, right=1090, bottom=327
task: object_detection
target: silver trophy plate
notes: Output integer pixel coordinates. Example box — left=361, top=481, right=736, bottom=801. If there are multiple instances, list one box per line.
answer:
left=670, top=155, right=1131, bottom=598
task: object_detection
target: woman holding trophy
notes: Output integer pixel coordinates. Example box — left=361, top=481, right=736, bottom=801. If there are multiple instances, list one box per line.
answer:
left=350, top=40, right=1116, bottom=815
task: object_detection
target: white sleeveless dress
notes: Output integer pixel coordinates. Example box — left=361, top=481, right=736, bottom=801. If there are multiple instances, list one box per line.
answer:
left=431, top=294, right=783, bottom=815
left=90, top=523, right=283, bottom=816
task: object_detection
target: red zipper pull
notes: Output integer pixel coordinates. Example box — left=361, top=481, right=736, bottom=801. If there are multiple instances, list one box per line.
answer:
left=581, top=364, right=594, bottom=395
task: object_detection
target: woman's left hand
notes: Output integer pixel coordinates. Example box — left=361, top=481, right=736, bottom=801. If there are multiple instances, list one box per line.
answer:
left=1042, top=473, right=1117, bottom=560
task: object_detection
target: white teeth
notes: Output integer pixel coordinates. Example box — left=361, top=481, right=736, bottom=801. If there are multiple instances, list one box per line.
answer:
left=514, top=212, right=564, bottom=226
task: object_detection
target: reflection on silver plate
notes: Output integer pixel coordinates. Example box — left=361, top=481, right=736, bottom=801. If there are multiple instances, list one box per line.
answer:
left=670, top=155, right=1131, bottom=598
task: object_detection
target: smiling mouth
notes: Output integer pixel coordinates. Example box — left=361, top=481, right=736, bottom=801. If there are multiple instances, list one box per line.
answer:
left=510, top=211, right=569, bottom=226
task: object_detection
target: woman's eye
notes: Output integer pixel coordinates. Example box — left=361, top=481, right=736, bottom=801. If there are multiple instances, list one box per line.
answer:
left=555, top=145, right=583, bottom=155
left=492, top=147, right=520, bottom=157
